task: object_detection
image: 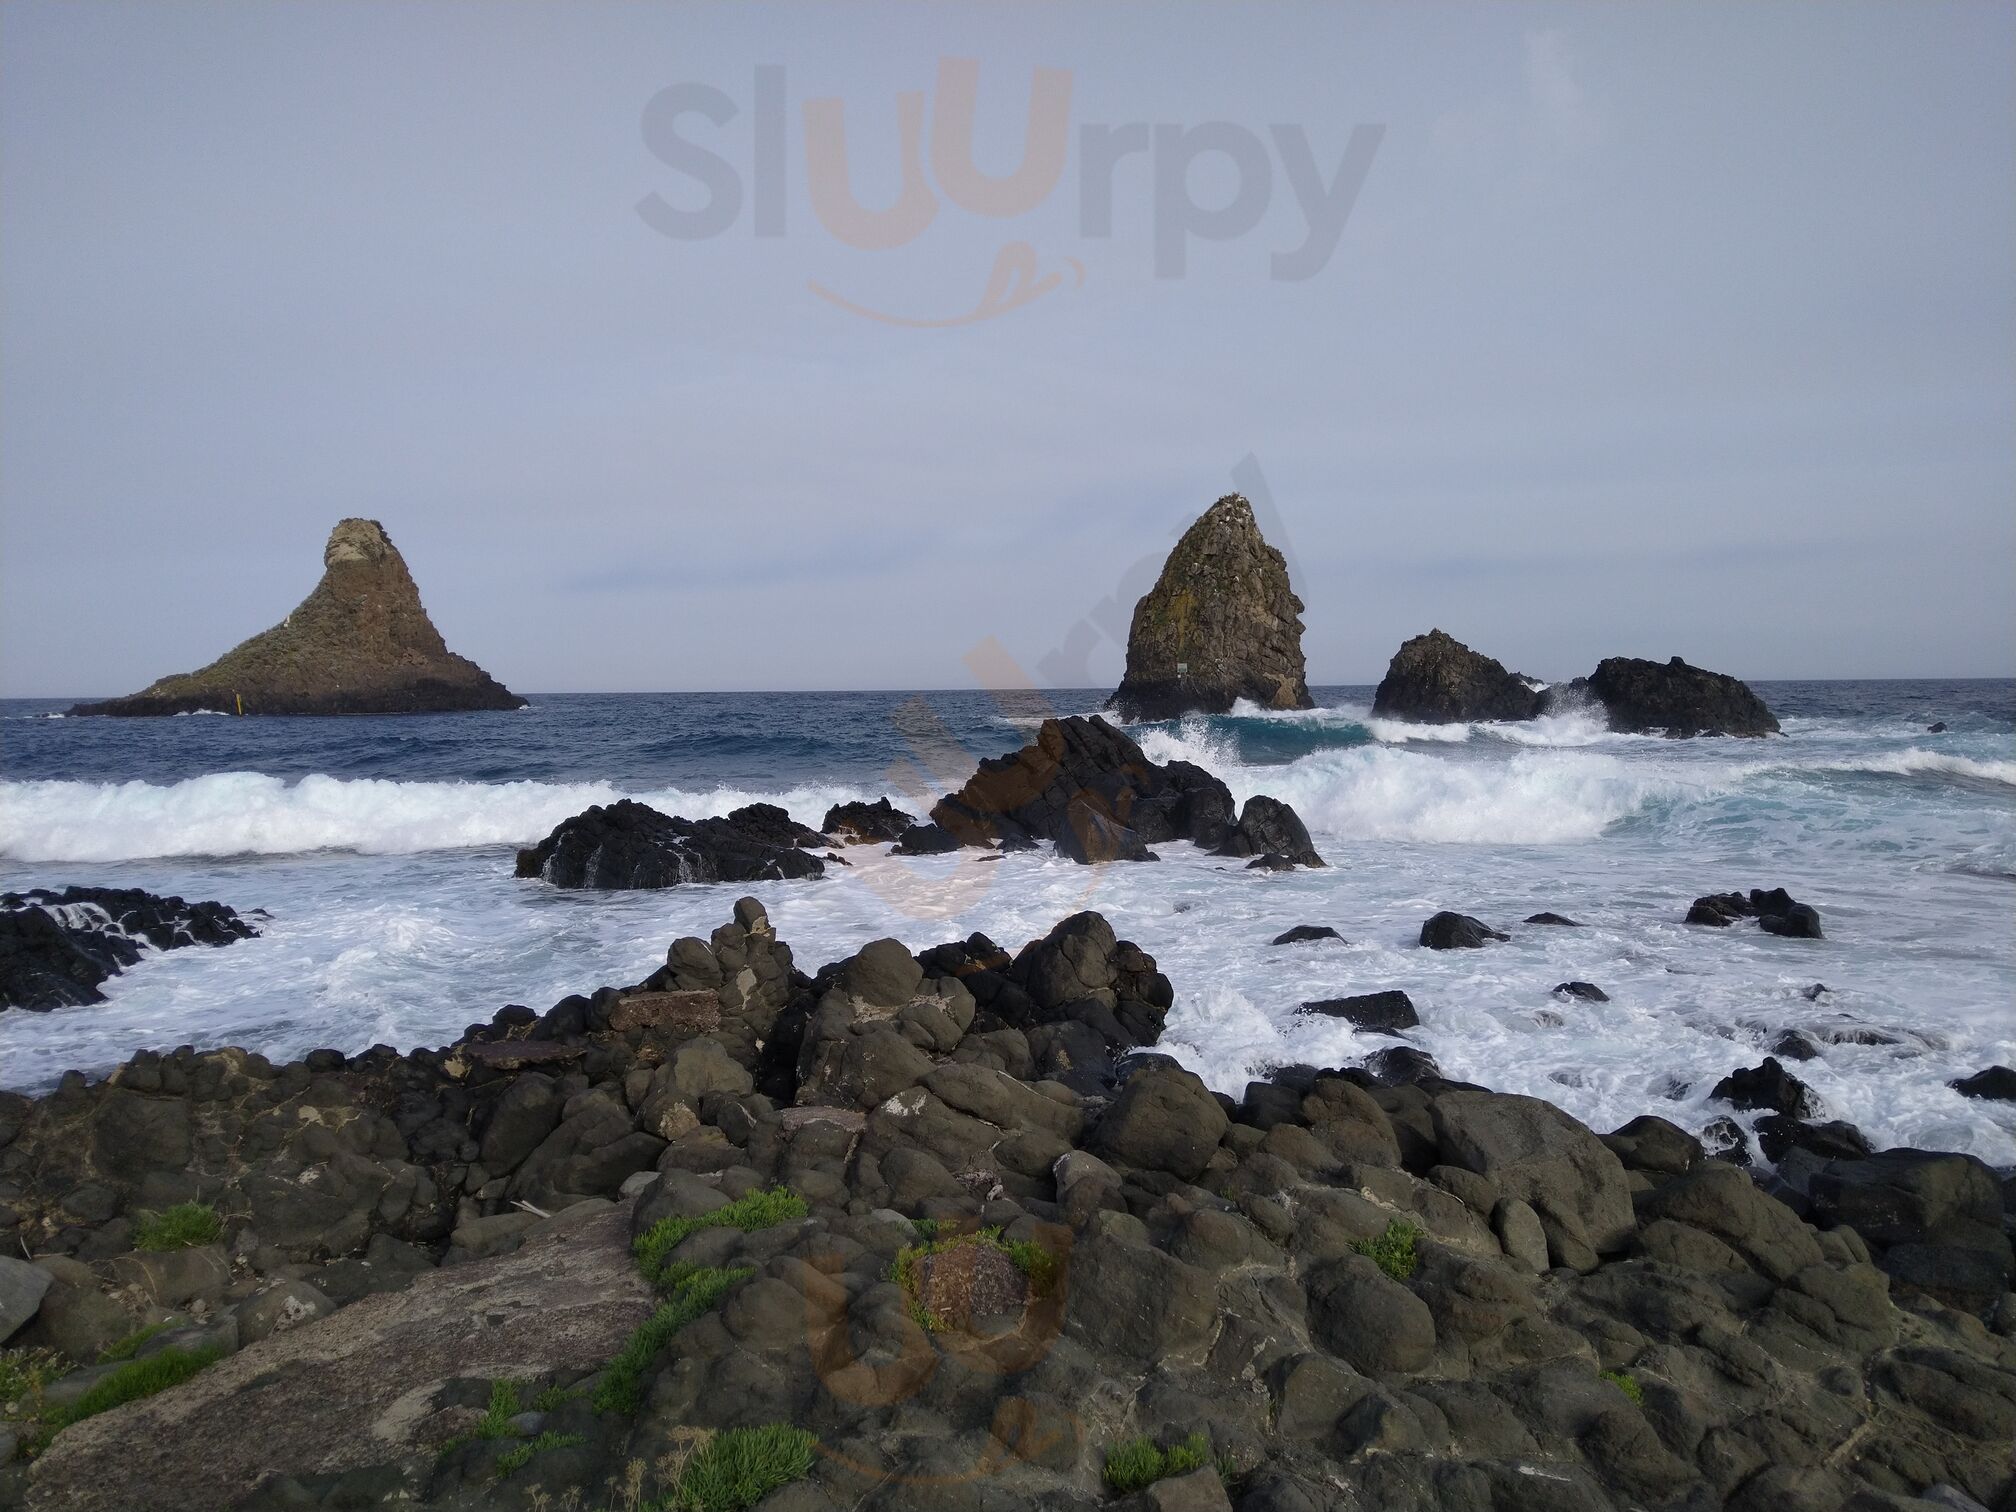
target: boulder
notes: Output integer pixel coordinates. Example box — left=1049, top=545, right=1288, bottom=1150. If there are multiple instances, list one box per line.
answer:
left=928, top=714, right=1319, bottom=867
left=1711, top=1058, right=1818, bottom=1118
left=1577, top=655, right=1778, bottom=737
left=890, top=823, right=960, bottom=856
left=0, top=1254, right=51, bottom=1342
left=514, top=799, right=825, bottom=888
left=1949, top=1066, right=2016, bottom=1102
left=1272, top=925, right=1344, bottom=946
left=1091, top=1064, right=1229, bottom=1180
left=821, top=798, right=916, bottom=844
left=1306, top=1255, right=1437, bottom=1373
left=1299, top=991, right=1419, bottom=1033
left=68, top=518, right=523, bottom=716
left=1639, top=1163, right=1823, bottom=1280
left=1432, top=1091, right=1635, bottom=1266
left=1552, top=982, right=1609, bottom=1003
left=1419, top=912, right=1507, bottom=950
left=235, top=1281, right=338, bottom=1346
left=1, top=886, right=259, bottom=1011
left=1107, top=493, right=1313, bottom=721
left=1524, top=912, right=1581, bottom=926
left=1371, top=629, right=1542, bottom=724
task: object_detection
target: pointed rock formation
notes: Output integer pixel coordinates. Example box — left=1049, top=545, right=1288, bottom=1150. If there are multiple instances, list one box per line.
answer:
left=1108, top=494, right=1312, bottom=722
left=69, top=519, right=524, bottom=716
left=1371, top=629, right=1543, bottom=724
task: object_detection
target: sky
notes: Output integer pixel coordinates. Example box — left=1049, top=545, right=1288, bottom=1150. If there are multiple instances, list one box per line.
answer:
left=2, top=1, right=2011, bottom=697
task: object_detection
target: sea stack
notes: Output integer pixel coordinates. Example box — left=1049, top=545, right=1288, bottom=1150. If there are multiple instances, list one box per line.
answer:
left=68, top=519, right=525, bottom=716
left=1371, top=628, right=1543, bottom=723
left=1107, top=494, right=1313, bottom=722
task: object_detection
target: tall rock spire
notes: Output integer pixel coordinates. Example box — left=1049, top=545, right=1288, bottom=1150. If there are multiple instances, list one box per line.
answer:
left=70, top=519, right=525, bottom=716
left=1107, top=494, right=1313, bottom=722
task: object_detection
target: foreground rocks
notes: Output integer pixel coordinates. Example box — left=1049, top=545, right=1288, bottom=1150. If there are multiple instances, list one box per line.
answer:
left=1371, top=630, right=1542, bottom=724
left=514, top=800, right=828, bottom=888
left=0, top=888, right=259, bottom=1011
left=0, top=900, right=2010, bottom=1512
left=68, top=519, right=523, bottom=717
left=1107, top=494, right=1313, bottom=722
left=929, top=715, right=1323, bottom=867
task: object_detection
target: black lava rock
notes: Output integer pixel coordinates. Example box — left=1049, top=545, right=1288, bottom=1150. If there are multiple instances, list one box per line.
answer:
left=1, top=886, right=260, bottom=1011
left=514, top=799, right=825, bottom=889
left=1551, top=981, right=1610, bottom=1003
left=1755, top=1115, right=1871, bottom=1163
left=1711, top=1057, right=1819, bottom=1118
left=1579, top=655, right=1779, bottom=737
left=821, top=798, right=916, bottom=843
left=1770, top=1030, right=1822, bottom=1062
left=1370, top=629, right=1542, bottom=724
left=1272, top=924, right=1345, bottom=945
left=890, top=823, right=959, bottom=856
left=1950, top=1065, right=2016, bottom=1102
left=1299, top=990, right=1419, bottom=1032
left=1524, top=912, right=1581, bottom=926
left=1419, top=912, right=1508, bottom=950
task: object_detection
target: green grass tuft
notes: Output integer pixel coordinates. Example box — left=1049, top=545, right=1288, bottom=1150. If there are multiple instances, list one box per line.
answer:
left=592, top=1265, right=752, bottom=1415
left=0, top=1348, right=68, bottom=1411
left=40, top=1345, right=221, bottom=1438
left=631, top=1187, right=807, bottom=1285
left=665, top=1423, right=816, bottom=1512
left=97, top=1322, right=172, bottom=1364
left=1351, top=1219, right=1423, bottom=1281
left=531, top=1382, right=582, bottom=1413
left=132, top=1202, right=223, bottom=1252
left=1102, top=1431, right=1214, bottom=1495
left=473, top=1379, right=522, bottom=1440
left=1601, top=1369, right=1645, bottom=1406
left=495, top=1429, right=585, bottom=1477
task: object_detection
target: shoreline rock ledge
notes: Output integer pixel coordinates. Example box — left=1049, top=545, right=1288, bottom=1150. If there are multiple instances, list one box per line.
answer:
left=67, top=519, right=524, bottom=717
left=1107, top=493, right=1313, bottom=722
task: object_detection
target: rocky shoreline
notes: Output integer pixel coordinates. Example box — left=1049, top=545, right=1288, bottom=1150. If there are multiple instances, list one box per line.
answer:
left=2, top=900, right=2011, bottom=1512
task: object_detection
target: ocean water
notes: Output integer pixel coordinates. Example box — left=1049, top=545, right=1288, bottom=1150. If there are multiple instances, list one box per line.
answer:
left=2, top=682, right=2013, bottom=1165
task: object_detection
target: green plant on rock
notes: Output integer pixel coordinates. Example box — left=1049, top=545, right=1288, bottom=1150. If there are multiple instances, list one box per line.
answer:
left=593, top=1265, right=753, bottom=1415
left=0, top=1347, right=68, bottom=1412
left=132, top=1202, right=223, bottom=1252
left=97, top=1321, right=172, bottom=1364
left=1102, top=1431, right=1214, bottom=1496
left=496, top=1429, right=586, bottom=1477
left=1351, top=1219, right=1423, bottom=1281
left=662, top=1423, right=816, bottom=1512
left=631, top=1186, right=808, bottom=1286
left=1601, top=1369, right=1645, bottom=1406
left=35, top=1344, right=222, bottom=1446
left=888, top=1224, right=1061, bottom=1333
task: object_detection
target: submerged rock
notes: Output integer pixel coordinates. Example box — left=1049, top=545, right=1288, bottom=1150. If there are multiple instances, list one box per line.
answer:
left=927, top=714, right=1322, bottom=867
left=1107, top=493, right=1312, bottom=722
left=1578, top=654, right=1779, bottom=737
left=1299, top=989, right=1419, bottom=1032
left=1371, top=629, right=1543, bottom=724
left=1950, top=1066, right=2016, bottom=1102
left=821, top=797, right=916, bottom=844
left=1686, top=886, right=1823, bottom=937
left=1272, top=924, right=1345, bottom=945
left=1, top=886, right=258, bottom=1011
left=68, top=519, right=523, bottom=716
left=1711, top=1056, right=1819, bottom=1118
left=514, top=799, right=825, bottom=888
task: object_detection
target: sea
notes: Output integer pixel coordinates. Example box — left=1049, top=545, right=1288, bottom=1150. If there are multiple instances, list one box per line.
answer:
left=2, top=682, right=2012, bottom=1166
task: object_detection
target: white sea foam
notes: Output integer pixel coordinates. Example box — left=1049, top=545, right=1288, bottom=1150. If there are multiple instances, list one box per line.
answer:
left=0, top=773, right=888, bottom=863
left=1799, top=749, right=2016, bottom=787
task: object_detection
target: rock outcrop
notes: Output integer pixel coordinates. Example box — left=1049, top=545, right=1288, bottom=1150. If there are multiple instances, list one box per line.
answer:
left=68, top=519, right=524, bottom=717
left=1577, top=655, right=1779, bottom=737
left=1371, top=629, right=1543, bottom=723
left=928, top=714, right=1323, bottom=867
left=1107, top=495, right=1313, bottom=722
left=0, top=900, right=2013, bottom=1512
left=1, top=887, right=258, bottom=1011
left=514, top=800, right=827, bottom=889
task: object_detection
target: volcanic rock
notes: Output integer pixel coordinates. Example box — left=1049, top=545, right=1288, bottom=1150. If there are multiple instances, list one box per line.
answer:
left=1107, top=494, right=1312, bottom=721
left=1, top=886, right=258, bottom=1011
left=1950, top=1066, right=2016, bottom=1102
left=1711, top=1057, right=1819, bottom=1118
left=1271, top=924, right=1344, bottom=945
left=1371, top=629, right=1542, bottom=724
left=514, top=799, right=825, bottom=888
left=927, top=715, right=1322, bottom=867
left=821, top=798, right=916, bottom=844
left=1299, top=990, right=1419, bottom=1033
left=1578, top=655, right=1778, bottom=737
left=68, top=519, right=523, bottom=716
left=1419, top=911, right=1508, bottom=949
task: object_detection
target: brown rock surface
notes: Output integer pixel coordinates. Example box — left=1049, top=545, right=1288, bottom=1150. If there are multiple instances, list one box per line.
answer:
left=69, top=519, right=523, bottom=716
left=1108, top=495, right=1312, bottom=722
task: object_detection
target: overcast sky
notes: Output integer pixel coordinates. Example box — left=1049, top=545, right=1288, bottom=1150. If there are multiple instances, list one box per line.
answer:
left=3, top=2, right=2011, bottom=696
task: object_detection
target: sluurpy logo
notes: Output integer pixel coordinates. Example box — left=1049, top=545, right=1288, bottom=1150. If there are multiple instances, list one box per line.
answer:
left=639, top=60, right=1384, bottom=325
